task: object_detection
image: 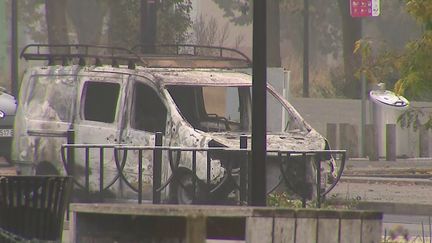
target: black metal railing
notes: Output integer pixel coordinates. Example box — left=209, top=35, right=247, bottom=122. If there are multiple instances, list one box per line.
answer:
left=61, top=132, right=345, bottom=207
left=132, top=44, right=252, bottom=65
left=20, top=44, right=142, bottom=68
left=20, top=43, right=252, bottom=69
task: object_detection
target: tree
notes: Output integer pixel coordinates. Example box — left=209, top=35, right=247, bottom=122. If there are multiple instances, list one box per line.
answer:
left=353, top=0, right=432, bottom=129
left=212, top=0, right=281, bottom=67
left=337, top=0, right=362, bottom=99
left=67, top=0, right=106, bottom=45
left=212, top=0, right=364, bottom=97
left=18, top=0, right=192, bottom=48
left=394, top=0, right=432, bottom=101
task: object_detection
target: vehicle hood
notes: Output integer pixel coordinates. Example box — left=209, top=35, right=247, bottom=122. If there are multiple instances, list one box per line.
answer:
left=207, top=129, right=326, bottom=151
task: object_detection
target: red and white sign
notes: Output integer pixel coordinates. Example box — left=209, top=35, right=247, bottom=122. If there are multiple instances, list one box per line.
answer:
left=350, top=0, right=380, bottom=17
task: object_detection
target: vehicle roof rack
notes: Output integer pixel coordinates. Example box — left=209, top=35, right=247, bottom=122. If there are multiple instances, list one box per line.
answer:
left=20, top=44, right=143, bottom=69
left=131, top=44, right=252, bottom=68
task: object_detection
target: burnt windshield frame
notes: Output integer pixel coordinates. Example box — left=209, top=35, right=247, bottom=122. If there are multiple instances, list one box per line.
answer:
left=266, top=86, right=308, bottom=133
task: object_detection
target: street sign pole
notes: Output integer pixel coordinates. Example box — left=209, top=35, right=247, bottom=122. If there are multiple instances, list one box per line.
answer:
left=350, top=0, right=380, bottom=156
left=350, top=0, right=380, bottom=18
left=11, top=0, right=18, bottom=97
left=303, top=0, right=309, bottom=98
left=251, top=0, right=267, bottom=206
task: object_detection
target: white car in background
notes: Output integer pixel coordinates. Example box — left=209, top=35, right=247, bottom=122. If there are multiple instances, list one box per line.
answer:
left=0, top=87, right=16, bottom=161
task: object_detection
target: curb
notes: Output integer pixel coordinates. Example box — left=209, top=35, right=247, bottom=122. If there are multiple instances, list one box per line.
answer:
left=357, top=201, right=432, bottom=216
left=340, top=176, right=432, bottom=186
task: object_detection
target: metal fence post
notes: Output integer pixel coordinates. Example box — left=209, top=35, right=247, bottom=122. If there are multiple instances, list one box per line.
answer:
left=315, top=153, right=322, bottom=208
left=386, top=124, right=396, bottom=161
left=240, top=135, right=248, bottom=205
left=302, top=153, right=307, bottom=208
left=66, top=130, right=75, bottom=176
left=153, top=132, right=163, bottom=204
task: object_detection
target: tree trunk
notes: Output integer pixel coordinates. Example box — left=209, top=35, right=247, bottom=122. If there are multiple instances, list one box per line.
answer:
left=338, top=0, right=362, bottom=99
left=107, top=0, right=124, bottom=46
left=67, top=0, right=105, bottom=45
left=266, top=0, right=281, bottom=67
left=45, top=0, right=69, bottom=51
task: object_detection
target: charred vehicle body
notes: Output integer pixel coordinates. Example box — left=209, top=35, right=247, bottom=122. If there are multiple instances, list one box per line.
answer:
left=12, top=44, right=343, bottom=204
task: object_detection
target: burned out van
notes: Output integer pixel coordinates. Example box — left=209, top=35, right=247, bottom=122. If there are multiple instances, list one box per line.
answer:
left=12, top=44, right=341, bottom=204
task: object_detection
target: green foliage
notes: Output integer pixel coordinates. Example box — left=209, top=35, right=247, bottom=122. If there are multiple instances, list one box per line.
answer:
left=406, top=0, right=432, bottom=29
left=394, top=31, right=432, bottom=100
left=103, top=0, right=192, bottom=46
left=212, top=0, right=252, bottom=26
left=354, top=1, right=432, bottom=101
left=16, top=0, right=192, bottom=47
left=267, top=192, right=361, bottom=209
left=267, top=192, right=304, bottom=208
left=353, top=39, right=401, bottom=88
left=398, top=108, right=424, bottom=131
left=157, top=0, right=192, bottom=44
left=394, top=0, right=432, bottom=100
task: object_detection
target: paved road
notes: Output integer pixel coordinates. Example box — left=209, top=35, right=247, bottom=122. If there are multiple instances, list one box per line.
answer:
left=328, top=158, right=432, bottom=242
left=331, top=158, right=432, bottom=206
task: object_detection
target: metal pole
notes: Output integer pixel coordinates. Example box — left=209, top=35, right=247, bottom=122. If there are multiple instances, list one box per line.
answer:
left=251, top=0, right=267, bottom=206
left=281, top=70, right=290, bottom=131
left=140, top=0, right=157, bottom=53
left=239, top=135, right=248, bottom=205
left=302, top=0, right=309, bottom=98
left=360, top=21, right=366, bottom=158
left=153, top=132, right=163, bottom=204
left=11, top=0, right=18, bottom=97
left=0, top=0, right=7, bottom=81
left=361, top=73, right=366, bottom=157
left=140, top=0, right=147, bottom=45
left=66, top=130, right=75, bottom=176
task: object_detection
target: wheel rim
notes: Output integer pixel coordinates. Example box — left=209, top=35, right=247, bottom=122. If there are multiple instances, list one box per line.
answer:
left=177, top=174, right=196, bottom=204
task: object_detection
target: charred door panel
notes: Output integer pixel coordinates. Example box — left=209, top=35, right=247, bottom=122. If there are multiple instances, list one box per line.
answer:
left=73, top=73, right=127, bottom=197
left=121, top=77, right=169, bottom=200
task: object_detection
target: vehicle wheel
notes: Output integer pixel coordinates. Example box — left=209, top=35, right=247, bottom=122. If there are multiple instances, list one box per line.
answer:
left=35, top=161, right=60, bottom=175
left=170, top=170, right=205, bottom=204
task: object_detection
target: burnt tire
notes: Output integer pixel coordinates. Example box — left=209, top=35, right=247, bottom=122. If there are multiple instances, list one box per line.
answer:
left=169, top=170, right=206, bottom=204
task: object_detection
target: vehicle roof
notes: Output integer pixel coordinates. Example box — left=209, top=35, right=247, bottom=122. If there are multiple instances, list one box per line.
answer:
left=137, top=67, right=252, bottom=87
left=21, top=44, right=254, bottom=87
left=28, top=64, right=253, bottom=87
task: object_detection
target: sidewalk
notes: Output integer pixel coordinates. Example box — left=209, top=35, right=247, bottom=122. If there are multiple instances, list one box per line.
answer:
left=330, top=157, right=432, bottom=215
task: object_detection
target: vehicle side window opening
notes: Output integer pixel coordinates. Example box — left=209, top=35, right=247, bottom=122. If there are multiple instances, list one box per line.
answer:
left=131, top=82, right=167, bottom=133
left=83, top=81, right=120, bottom=123
left=26, top=76, right=77, bottom=122
left=167, top=85, right=250, bottom=132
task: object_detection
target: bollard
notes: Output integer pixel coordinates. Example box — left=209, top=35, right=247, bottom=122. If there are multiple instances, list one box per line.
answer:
left=386, top=124, right=396, bottom=161
left=419, top=125, right=430, bottom=158
left=66, top=129, right=75, bottom=176
left=240, top=135, right=248, bottom=205
left=365, top=124, right=379, bottom=161
left=315, top=153, right=322, bottom=208
left=326, top=123, right=337, bottom=149
left=339, top=123, right=359, bottom=158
